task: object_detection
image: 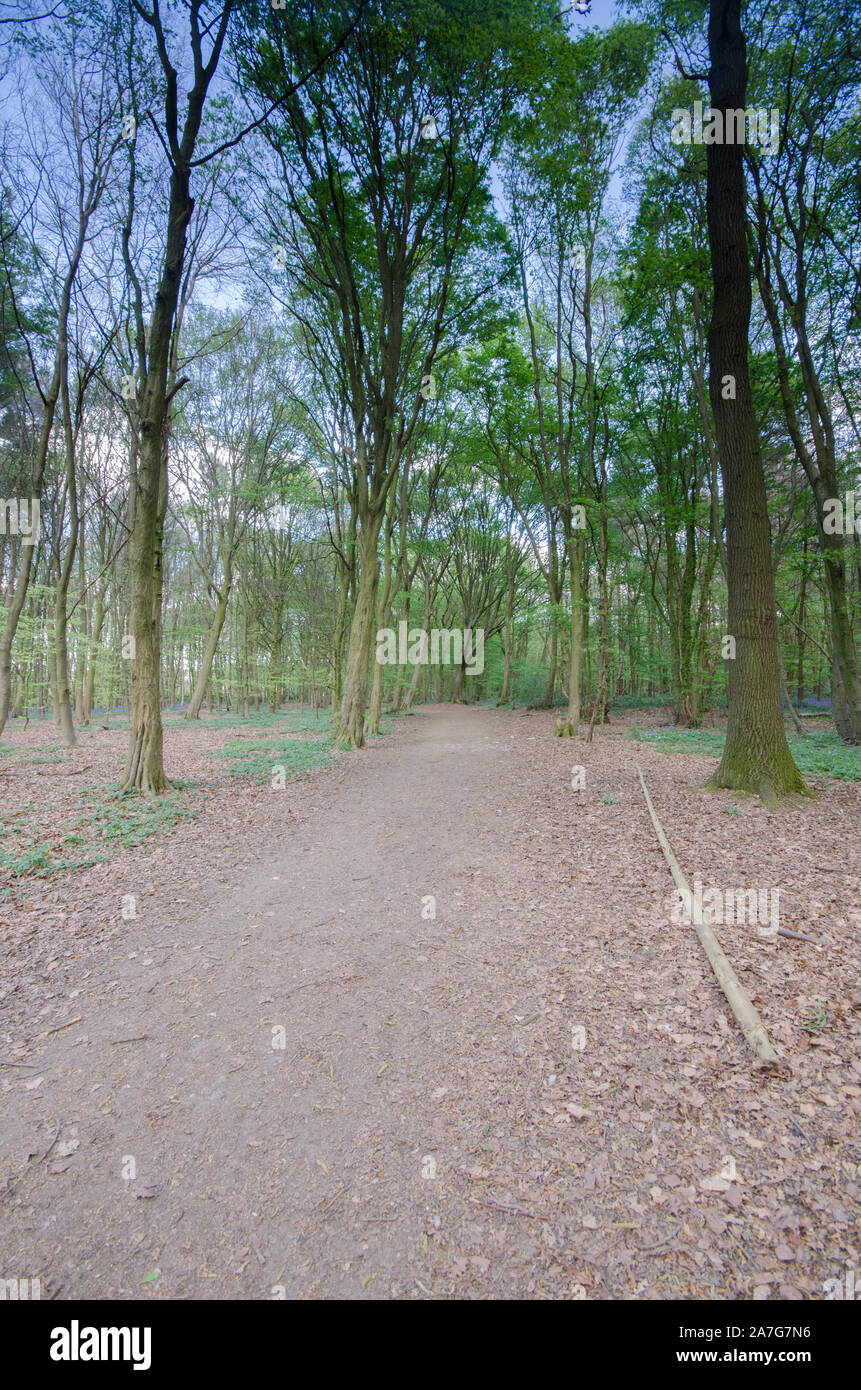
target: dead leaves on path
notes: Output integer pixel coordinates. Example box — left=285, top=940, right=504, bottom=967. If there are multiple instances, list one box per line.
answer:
left=0, top=706, right=859, bottom=1299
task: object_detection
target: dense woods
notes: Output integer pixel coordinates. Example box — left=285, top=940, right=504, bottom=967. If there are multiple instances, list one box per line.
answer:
left=0, top=0, right=858, bottom=793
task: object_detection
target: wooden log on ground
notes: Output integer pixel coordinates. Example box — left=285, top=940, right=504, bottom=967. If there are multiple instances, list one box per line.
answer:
left=636, top=764, right=784, bottom=1069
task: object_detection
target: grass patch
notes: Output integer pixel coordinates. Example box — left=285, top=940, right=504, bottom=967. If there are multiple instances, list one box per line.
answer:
left=20, top=749, right=67, bottom=765
left=177, top=709, right=287, bottom=731
left=630, top=726, right=861, bottom=782
left=629, top=727, right=727, bottom=757
left=184, top=707, right=332, bottom=733
left=212, top=736, right=334, bottom=783
left=0, top=784, right=199, bottom=894
left=79, top=787, right=198, bottom=846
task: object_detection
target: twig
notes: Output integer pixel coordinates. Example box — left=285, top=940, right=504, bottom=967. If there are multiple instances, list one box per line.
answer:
left=789, top=1118, right=813, bottom=1146
left=777, top=927, right=816, bottom=943
left=469, top=1196, right=545, bottom=1220
left=110, top=1035, right=149, bottom=1045
left=35, top=765, right=91, bottom=775
left=318, top=1183, right=351, bottom=1218
left=43, top=1016, right=82, bottom=1036
left=637, top=1225, right=681, bottom=1253
left=39, top=1119, right=62, bottom=1163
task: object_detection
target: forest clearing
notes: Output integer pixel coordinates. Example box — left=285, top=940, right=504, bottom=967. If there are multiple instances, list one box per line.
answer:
left=0, top=0, right=859, bottom=1344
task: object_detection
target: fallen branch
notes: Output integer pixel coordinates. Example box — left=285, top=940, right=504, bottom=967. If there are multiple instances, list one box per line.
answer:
left=776, top=927, right=816, bottom=943
left=35, top=765, right=91, bottom=776
left=636, top=765, right=784, bottom=1069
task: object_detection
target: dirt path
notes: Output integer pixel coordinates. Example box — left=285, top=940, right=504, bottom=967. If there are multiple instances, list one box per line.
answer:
left=2, top=705, right=859, bottom=1299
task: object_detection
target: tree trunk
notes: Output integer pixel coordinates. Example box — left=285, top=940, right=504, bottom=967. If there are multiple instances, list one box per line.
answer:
left=75, top=524, right=88, bottom=723
left=54, top=364, right=80, bottom=747
left=542, top=601, right=558, bottom=708
left=585, top=522, right=609, bottom=744
left=367, top=490, right=396, bottom=736
left=119, top=5, right=231, bottom=789
left=499, top=559, right=513, bottom=706
left=338, top=517, right=382, bottom=747
left=796, top=537, right=807, bottom=703
left=82, top=584, right=106, bottom=723
left=48, top=650, right=60, bottom=722
left=557, top=532, right=584, bottom=736
left=0, top=219, right=89, bottom=736
left=450, top=659, right=466, bottom=703
left=779, top=643, right=805, bottom=737
left=705, top=0, right=807, bottom=804
left=122, top=430, right=169, bottom=792
left=269, top=596, right=283, bottom=712
left=55, top=590, right=76, bottom=747
left=187, top=582, right=231, bottom=718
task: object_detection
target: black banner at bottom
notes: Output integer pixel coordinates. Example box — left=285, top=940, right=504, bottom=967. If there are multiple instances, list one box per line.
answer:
left=3, top=1295, right=855, bottom=1377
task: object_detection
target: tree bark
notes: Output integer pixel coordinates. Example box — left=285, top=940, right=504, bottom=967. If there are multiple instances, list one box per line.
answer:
left=367, top=486, right=397, bottom=736
left=186, top=585, right=230, bottom=719
left=120, top=0, right=233, bottom=791
left=705, top=0, right=807, bottom=804
left=0, top=244, right=83, bottom=737
left=338, top=516, right=382, bottom=747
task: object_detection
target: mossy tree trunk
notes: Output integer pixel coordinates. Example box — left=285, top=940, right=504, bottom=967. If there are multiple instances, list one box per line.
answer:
left=338, top=515, right=382, bottom=748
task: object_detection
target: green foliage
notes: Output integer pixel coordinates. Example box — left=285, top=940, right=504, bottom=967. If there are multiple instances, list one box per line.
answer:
left=631, top=727, right=861, bottom=782
left=213, top=736, right=334, bottom=782
left=0, top=786, right=198, bottom=893
left=183, top=709, right=327, bottom=732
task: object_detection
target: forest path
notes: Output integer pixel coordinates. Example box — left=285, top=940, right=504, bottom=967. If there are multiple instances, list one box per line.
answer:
left=2, top=705, right=858, bottom=1300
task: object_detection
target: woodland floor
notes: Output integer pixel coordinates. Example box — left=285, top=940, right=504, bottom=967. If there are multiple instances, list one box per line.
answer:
left=0, top=703, right=859, bottom=1300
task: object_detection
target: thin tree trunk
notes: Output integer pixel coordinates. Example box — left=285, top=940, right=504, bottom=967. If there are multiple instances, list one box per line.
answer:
left=779, top=643, right=805, bottom=737
left=269, top=596, right=283, bottom=712
left=120, top=2, right=232, bottom=790
left=187, top=588, right=230, bottom=718
left=368, top=488, right=396, bottom=736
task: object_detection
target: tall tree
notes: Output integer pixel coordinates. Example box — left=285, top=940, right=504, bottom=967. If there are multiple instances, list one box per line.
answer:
left=0, top=9, right=121, bottom=740
left=238, top=0, right=555, bottom=746
left=119, top=0, right=235, bottom=791
left=745, top=0, right=861, bottom=741
left=704, top=0, right=806, bottom=802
